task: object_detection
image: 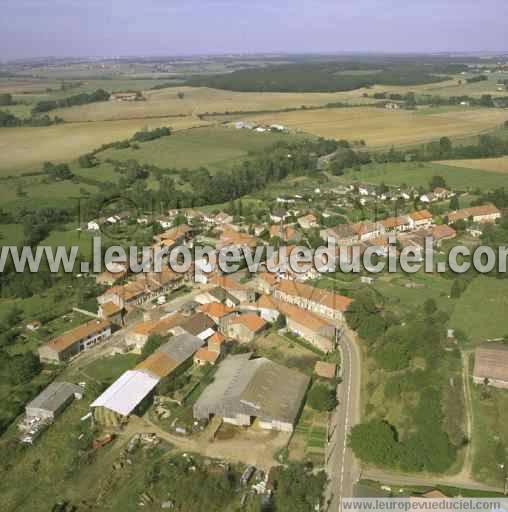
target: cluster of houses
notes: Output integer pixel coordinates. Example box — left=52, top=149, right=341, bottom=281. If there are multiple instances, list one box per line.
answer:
left=233, top=121, right=288, bottom=133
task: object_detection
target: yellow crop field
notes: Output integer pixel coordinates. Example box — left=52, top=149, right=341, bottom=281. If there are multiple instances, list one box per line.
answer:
left=0, top=116, right=209, bottom=174
left=437, top=156, right=508, bottom=174
left=52, top=86, right=379, bottom=122
left=243, top=107, right=508, bottom=147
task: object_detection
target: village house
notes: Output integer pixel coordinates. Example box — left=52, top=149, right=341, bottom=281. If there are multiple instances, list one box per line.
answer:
left=224, top=314, right=267, bottom=343
left=193, top=332, right=226, bottom=366
left=256, top=272, right=279, bottom=295
left=362, top=235, right=393, bottom=258
left=110, top=92, right=138, bottom=101
left=38, top=319, right=111, bottom=363
left=98, top=301, right=124, bottom=325
left=197, top=302, right=237, bottom=327
left=297, top=213, right=318, bottom=230
left=408, top=210, right=433, bottom=230
left=433, top=187, right=451, bottom=200
left=358, top=184, right=376, bottom=196
left=269, top=224, right=300, bottom=242
left=431, top=224, right=457, bottom=245
left=87, top=219, right=101, bottom=232
left=473, top=343, right=508, bottom=388
left=26, top=320, right=42, bottom=332
left=216, top=226, right=257, bottom=251
left=157, top=217, right=172, bottom=230
left=381, top=216, right=410, bottom=233
left=126, top=313, right=186, bottom=353
left=209, top=275, right=256, bottom=304
left=270, top=208, right=290, bottom=223
left=95, top=262, right=128, bottom=286
left=352, top=221, right=385, bottom=242
left=448, top=204, right=501, bottom=224
left=98, top=269, right=184, bottom=309
left=320, top=224, right=359, bottom=246
left=254, top=294, right=281, bottom=323
left=272, top=280, right=352, bottom=324
left=153, top=224, right=190, bottom=246
left=271, top=297, right=337, bottom=352
left=173, top=313, right=217, bottom=341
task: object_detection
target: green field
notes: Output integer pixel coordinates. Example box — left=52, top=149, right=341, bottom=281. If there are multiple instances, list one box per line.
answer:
left=470, top=380, right=508, bottom=486
left=450, top=277, right=508, bottom=344
left=79, top=354, right=139, bottom=384
left=0, top=177, right=99, bottom=213
left=0, top=223, right=25, bottom=247
left=99, top=125, right=301, bottom=172
left=336, top=161, right=508, bottom=191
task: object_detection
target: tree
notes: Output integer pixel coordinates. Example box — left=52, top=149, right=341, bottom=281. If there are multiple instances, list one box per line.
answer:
left=430, top=175, right=447, bottom=190
left=140, top=334, right=165, bottom=359
left=0, top=93, right=13, bottom=106
left=424, top=298, right=437, bottom=316
left=349, top=420, right=399, bottom=467
left=275, top=314, right=287, bottom=329
left=78, top=154, right=96, bottom=168
left=177, top=92, right=185, bottom=99
left=271, top=463, right=326, bottom=512
left=449, top=195, right=460, bottom=211
left=308, top=383, right=337, bottom=412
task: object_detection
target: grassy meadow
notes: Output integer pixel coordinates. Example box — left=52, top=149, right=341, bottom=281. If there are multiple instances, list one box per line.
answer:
left=99, top=125, right=302, bottom=171
left=450, top=277, right=508, bottom=344
left=335, top=161, right=508, bottom=191
left=470, top=380, right=508, bottom=487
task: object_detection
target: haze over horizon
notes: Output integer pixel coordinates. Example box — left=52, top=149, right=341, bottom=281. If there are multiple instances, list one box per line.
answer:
left=2, top=0, right=508, bottom=60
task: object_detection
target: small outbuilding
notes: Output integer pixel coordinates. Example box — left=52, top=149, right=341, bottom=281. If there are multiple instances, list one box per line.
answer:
left=26, top=381, right=83, bottom=421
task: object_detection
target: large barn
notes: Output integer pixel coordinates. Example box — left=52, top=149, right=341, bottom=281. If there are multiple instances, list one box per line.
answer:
left=193, top=353, right=310, bottom=432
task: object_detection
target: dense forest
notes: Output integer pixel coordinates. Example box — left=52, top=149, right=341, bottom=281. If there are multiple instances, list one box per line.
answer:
left=188, top=60, right=467, bottom=92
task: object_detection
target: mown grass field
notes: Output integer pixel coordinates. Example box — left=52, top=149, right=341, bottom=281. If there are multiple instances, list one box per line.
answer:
left=243, top=107, right=508, bottom=146
left=437, top=156, right=508, bottom=174
left=0, top=117, right=209, bottom=174
left=450, top=277, right=508, bottom=344
left=335, top=161, right=508, bottom=191
left=99, top=125, right=302, bottom=171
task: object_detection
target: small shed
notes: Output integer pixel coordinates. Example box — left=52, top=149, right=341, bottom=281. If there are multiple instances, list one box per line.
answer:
left=314, top=361, right=337, bottom=380
left=26, top=381, right=83, bottom=421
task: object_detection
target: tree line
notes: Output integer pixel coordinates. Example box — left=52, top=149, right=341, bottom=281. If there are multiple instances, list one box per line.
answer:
left=32, top=88, right=110, bottom=114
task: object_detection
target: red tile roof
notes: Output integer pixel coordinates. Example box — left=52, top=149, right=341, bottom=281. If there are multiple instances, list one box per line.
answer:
left=275, top=280, right=352, bottom=313
left=230, top=314, right=267, bottom=333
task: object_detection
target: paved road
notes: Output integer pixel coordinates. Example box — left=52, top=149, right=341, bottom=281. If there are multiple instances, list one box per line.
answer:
left=325, top=328, right=362, bottom=510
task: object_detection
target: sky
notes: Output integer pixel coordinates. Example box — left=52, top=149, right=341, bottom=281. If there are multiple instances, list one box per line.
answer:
left=1, top=0, right=507, bottom=60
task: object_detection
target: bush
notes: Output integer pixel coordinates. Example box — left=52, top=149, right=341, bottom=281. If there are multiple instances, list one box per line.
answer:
left=307, top=383, right=337, bottom=412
